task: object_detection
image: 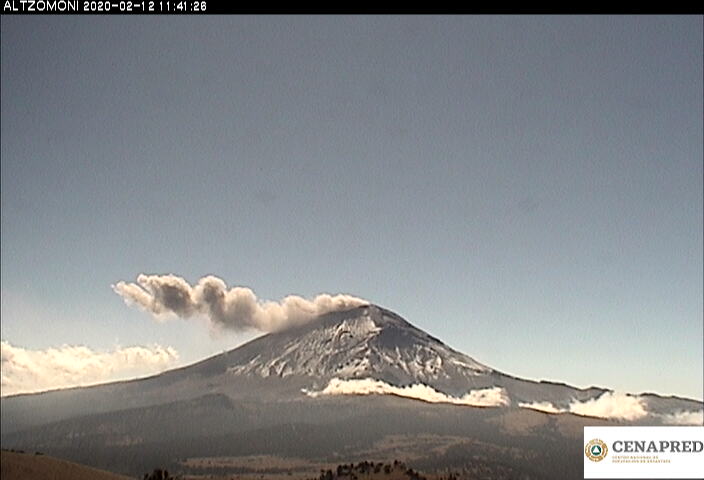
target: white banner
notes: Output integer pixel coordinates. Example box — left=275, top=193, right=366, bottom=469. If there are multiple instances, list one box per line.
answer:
left=584, top=426, right=704, bottom=478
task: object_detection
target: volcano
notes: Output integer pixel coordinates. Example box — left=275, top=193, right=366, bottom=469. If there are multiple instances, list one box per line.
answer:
left=1, top=305, right=702, bottom=478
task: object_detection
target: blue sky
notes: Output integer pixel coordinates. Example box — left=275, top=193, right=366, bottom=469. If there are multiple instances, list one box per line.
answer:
left=1, top=16, right=702, bottom=399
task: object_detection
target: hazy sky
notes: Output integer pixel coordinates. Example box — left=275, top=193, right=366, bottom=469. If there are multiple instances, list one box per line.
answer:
left=1, top=16, right=702, bottom=399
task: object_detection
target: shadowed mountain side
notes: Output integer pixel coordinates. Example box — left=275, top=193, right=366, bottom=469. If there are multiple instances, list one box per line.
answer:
left=3, top=393, right=616, bottom=478
left=0, top=450, right=132, bottom=480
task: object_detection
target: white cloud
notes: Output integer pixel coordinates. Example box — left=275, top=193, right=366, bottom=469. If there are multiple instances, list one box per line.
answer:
left=519, top=395, right=703, bottom=424
left=658, top=410, right=704, bottom=426
left=1, top=340, right=179, bottom=396
left=518, top=401, right=564, bottom=414
left=568, top=392, right=648, bottom=421
left=113, top=274, right=367, bottom=333
left=304, top=377, right=509, bottom=407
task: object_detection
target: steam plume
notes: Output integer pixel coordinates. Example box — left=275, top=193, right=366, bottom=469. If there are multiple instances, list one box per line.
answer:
left=113, top=274, right=368, bottom=333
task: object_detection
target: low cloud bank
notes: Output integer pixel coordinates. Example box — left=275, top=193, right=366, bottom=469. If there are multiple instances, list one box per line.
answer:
left=520, top=392, right=647, bottom=420
left=657, top=410, right=704, bottom=426
left=1, top=340, right=178, bottom=396
left=304, top=377, right=510, bottom=407
left=113, top=274, right=367, bottom=333
left=519, top=393, right=702, bottom=424
left=569, top=391, right=648, bottom=421
left=518, top=401, right=564, bottom=414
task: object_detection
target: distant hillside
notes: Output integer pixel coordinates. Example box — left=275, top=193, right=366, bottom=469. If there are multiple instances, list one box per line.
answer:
left=0, top=450, right=132, bottom=480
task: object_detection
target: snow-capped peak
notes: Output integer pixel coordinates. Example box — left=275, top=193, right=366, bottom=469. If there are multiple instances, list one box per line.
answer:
left=226, top=305, right=491, bottom=387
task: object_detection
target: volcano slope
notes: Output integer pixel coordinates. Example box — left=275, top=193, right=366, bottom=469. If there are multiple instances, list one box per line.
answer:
left=2, top=305, right=701, bottom=478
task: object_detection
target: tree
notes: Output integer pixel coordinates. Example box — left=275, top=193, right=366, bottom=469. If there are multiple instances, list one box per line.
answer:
left=143, top=468, right=174, bottom=480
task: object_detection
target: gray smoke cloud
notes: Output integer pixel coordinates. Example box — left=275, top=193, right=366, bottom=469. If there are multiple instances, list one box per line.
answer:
left=113, top=274, right=368, bottom=333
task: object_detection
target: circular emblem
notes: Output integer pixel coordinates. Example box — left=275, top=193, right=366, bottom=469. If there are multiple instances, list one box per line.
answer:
left=585, top=438, right=608, bottom=462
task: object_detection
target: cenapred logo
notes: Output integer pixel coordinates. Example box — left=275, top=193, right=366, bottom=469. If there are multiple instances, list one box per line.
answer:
left=585, top=438, right=608, bottom=462
left=585, top=426, right=704, bottom=479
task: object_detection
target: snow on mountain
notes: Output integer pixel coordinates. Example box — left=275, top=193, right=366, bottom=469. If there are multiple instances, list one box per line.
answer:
left=225, top=305, right=491, bottom=386
left=213, top=304, right=701, bottom=424
left=1, top=304, right=701, bottom=430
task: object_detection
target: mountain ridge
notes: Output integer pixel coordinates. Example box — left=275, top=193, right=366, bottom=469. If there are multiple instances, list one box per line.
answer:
left=2, top=303, right=702, bottom=478
left=3, top=304, right=701, bottom=418
left=3, top=304, right=701, bottom=403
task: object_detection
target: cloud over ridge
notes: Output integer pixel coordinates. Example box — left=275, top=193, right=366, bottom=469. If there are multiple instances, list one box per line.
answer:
left=518, top=393, right=647, bottom=421
left=519, top=392, right=703, bottom=424
left=657, top=410, right=704, bottom=425
left=1, top=341, right=178, bottom=396
left=304, top=377, right=510, bottom=407
left=113, top=274, right=368, bottom=333
left=568, top=391, right=647, bottom=421
left=518, top=401, right=565, bottom=414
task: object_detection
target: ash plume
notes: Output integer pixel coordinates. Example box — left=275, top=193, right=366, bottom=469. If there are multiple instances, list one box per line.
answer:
left=112, top=274, right=368, bottom=333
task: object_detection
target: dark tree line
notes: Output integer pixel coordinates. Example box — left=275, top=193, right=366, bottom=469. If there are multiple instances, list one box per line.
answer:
left=143, top=468, right=174, bottom=480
